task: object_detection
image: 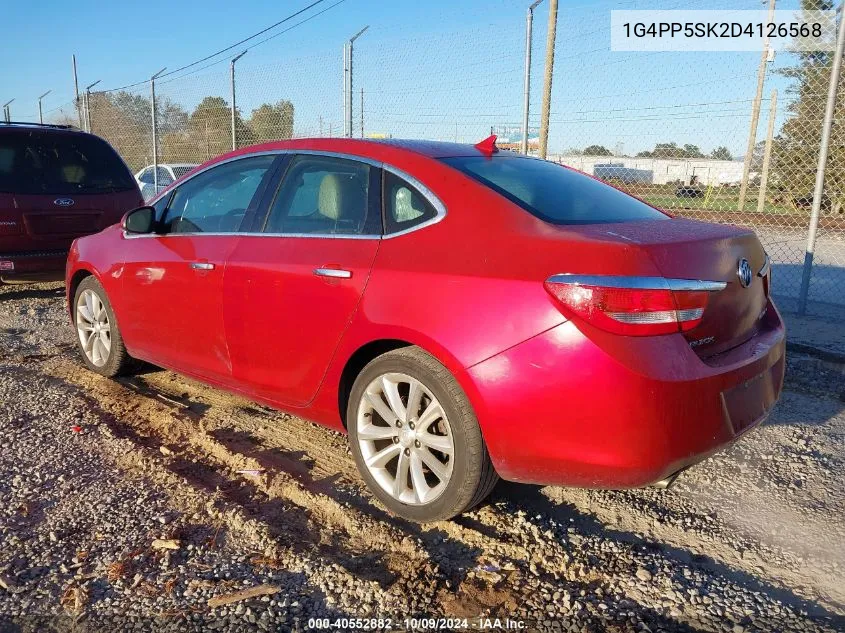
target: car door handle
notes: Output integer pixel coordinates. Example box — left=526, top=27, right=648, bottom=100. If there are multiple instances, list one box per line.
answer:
left=191, top=262, right=215, bottom=271
left=313, top=268, right=351, bottom=279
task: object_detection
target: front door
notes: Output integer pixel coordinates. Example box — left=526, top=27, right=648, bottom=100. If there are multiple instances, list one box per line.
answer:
left=224, top=153, right=381, bottom=406
left=119, top=154, right=277, bottom=381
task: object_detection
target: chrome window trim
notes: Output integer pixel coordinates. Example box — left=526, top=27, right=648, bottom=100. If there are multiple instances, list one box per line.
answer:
left=123, top=230, right=381, bottom=240
left=546, top=274, right=727, bottom=292
left=130, top=148, right=448, bottom=241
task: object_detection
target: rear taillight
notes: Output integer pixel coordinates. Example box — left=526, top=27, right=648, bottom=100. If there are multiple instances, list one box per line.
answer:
left=544, top=275, right=726, bottom=336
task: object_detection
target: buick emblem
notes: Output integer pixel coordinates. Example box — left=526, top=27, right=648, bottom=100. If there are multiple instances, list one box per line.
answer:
left=54, top=198, right=75, bottom=207
left=737, top=258, right=752, bottom=288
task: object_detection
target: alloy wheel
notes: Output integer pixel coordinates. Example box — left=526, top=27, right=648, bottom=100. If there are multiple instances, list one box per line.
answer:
left=76, top=289, right=112, bottom=367
left=356, top=372, right=454, bottom=505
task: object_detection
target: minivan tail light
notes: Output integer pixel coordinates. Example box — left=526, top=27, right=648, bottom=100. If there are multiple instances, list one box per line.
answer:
left=544, top=275, right=726, bottom=336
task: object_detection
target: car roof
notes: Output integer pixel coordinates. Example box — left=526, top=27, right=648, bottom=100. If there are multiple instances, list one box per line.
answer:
left=225, top=137, right=514, bottom=160
left=0, top=121, right=85, bottom=134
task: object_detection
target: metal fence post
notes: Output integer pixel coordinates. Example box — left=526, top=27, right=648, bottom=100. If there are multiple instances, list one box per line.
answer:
left=346, top=26, right=369, bottom=138
left=798, top=4, right=845, bottom=314
left=38, top=90, right=51, bottom=124
left=342, top=43, right=348, bottom=137
left=738, top=0, right=776, bottom=212
left=231, top=50, right=247, bottom=151
left=149, top=68, right=167, bottom=195
left=522, top=0, right=544, bottom=155
left=84, top=80, right=100, bottom=133
left=538, top=0, right=558, bottom=159
left=72, top=55, right=82, bottom=128
left=756, top=89, right=777, bottom=214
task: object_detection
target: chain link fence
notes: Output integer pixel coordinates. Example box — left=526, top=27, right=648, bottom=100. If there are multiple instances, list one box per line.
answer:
left=27, top=0, right=845, bottom=320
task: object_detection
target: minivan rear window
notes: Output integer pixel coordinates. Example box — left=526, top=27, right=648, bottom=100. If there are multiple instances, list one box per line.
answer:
left=441, top=155, right=668, bottom=225
left=0, top=129, right=136, bottom=195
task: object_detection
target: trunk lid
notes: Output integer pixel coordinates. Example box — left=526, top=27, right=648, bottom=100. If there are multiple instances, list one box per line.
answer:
left=573, top=218, right=769, bottom=357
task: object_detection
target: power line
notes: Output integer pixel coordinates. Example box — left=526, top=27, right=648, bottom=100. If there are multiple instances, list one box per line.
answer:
left=101, top=0, right=335, bottom=94
left=157, top=0, right=348, bottom=86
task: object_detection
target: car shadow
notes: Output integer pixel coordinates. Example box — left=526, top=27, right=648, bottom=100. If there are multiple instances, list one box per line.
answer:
left=0, top=286, right=65, bottom=302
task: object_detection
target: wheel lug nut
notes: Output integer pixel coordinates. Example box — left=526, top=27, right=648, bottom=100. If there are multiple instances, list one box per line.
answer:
left=404, top=448, right=410, bottom=456
left=408, top=422, right=415, bottom=430
left=393, top=437, right=399, bottom=444
left=396, top=421, right=402, bottom=428
left=414, top=440, right=421, bottom=448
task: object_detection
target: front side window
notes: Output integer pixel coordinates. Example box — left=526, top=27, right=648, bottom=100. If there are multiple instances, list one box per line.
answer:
left=161, top=155, right=274, bottom=234
left=264, top=155, right=372, bottom=235
left=441, top=155, right=668, bottom=225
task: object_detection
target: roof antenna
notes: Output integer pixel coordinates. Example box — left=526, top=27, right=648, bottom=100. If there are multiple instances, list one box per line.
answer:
left=474, top=134, right=498, bottom=155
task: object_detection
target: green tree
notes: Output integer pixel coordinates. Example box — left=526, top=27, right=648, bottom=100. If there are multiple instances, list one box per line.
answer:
left=188, top=96, right=252, bottom=157
left=773, top=0, right=843, bottom=213
left=249, top=101, right=295, bottom=142
left=710, top=146, right=733, bottom=161
left=683, top=144, right=704, bottom=158
left=582, top=144, right=612, bottom=156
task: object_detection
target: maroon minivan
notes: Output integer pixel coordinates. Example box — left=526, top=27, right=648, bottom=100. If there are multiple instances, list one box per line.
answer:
left=0, top=123, right=142, bottom=283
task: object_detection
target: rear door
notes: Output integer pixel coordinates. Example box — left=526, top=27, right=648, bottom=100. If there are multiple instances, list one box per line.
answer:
left=224, top=153, right=381, bottom=407
left=0, top=128, right=141, bottom=256
left=119, top=154, right=278, bottom=380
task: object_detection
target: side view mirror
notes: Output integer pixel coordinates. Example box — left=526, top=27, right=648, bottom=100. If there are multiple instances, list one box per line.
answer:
left=122, top=206, right=156, bottom=234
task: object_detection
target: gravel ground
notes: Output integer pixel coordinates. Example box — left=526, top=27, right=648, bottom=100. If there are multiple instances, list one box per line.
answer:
left=0, top=282, right=843, bottom=633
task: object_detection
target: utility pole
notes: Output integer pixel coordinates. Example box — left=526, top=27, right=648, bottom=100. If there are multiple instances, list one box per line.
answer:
left=345, top=26, right=369, bottom=138
left=231, top=50, right=247, bottom=151
left=149, top=68, right=167, bottom=195
left=360, top=87, right=364, bottom=138
left=319, top=115, right=323, bottom=137
left=522, top=0, right=544, bottom=154
left=756, top=89, right=777, bottom=214
left=72, top=55, right=81, bottom=128
left=538, top=0, right=558, bottom=159
left=84, top=80, right=100, bottom=132
left=2, top=100, right=13, bottom=123
left=38, top=90, right=51, bottom=124
left=798, top=1, right=845, bottom=314
left=738, top=0, right=776, bottom=211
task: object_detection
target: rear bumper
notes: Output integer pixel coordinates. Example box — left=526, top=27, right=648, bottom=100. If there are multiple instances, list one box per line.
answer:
left=0, top=250, right=69, bottom=282
left=463, top=300, right=786, bottom=488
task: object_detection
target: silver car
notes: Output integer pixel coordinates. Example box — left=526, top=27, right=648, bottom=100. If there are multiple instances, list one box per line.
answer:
left=134, top=163, right=197, bottom=201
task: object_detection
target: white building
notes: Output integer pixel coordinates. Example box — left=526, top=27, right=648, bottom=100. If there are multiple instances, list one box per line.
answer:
left=547, top=155, right=751, bottom=187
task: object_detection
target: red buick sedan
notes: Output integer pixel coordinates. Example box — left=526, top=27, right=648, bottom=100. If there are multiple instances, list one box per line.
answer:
left=66, top=137, right=785, bottom=522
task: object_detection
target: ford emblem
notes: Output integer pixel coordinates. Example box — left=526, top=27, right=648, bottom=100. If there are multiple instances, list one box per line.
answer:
left=737, top=258, right=752, bottom=288
left=54, top=198, right=75, bottom=207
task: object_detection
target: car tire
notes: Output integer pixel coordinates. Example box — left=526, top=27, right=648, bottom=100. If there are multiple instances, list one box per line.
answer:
left=347, top=346, right=498, bottom=522
left=72, top=276, right=136, bottom=377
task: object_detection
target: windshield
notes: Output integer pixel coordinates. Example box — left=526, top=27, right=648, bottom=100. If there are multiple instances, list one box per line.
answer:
left=441, top=155, right=669, bottom=225
left=172, top=165, right=196, bottom=179
left=0, top=129, right=136, bottom=195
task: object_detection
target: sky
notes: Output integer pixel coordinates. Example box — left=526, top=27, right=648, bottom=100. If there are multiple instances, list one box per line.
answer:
left=0, top=0, right=813, bottom=157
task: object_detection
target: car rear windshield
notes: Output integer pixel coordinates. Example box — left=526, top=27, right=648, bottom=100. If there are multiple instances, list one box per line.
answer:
left=0, top=129, right=136, bottom=195
left=441, top=155, right=668, bottom=225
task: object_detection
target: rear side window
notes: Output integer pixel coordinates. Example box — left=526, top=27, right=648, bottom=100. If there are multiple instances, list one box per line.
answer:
left=0, top=130, right=136, bottom=195
left=441, top=156, right=668, bottom=225
left=383, top=171, right=438, bottom=234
